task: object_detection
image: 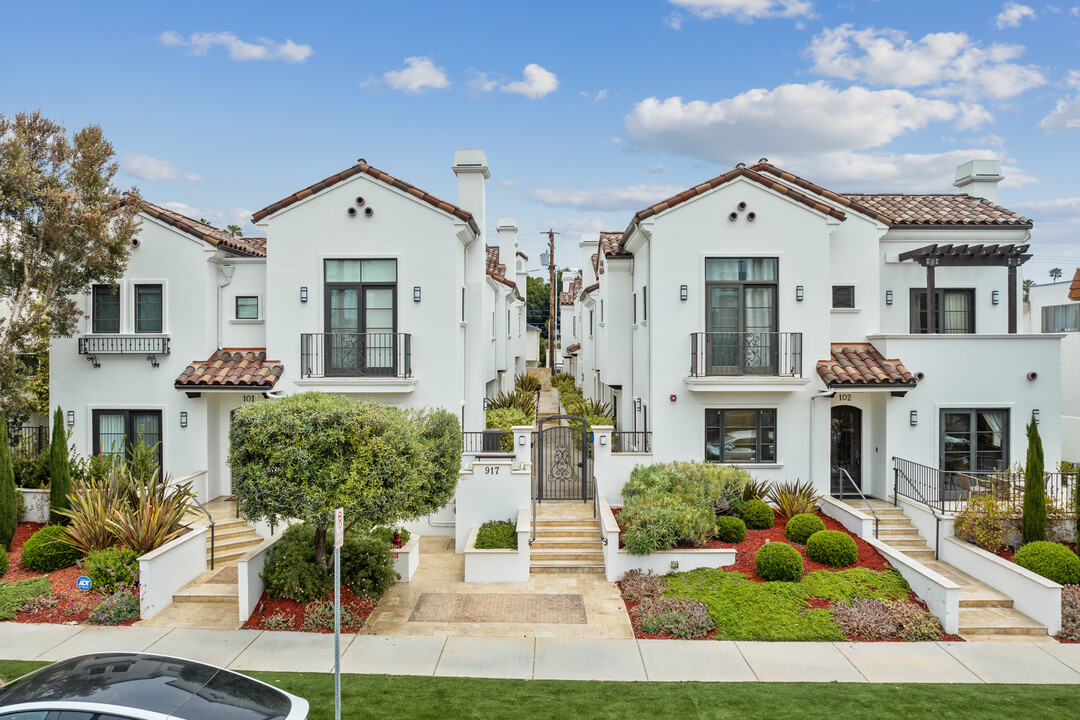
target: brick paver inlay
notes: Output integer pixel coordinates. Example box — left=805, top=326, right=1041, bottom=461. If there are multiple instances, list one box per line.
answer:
left=409, top=593, right=587, bottom=624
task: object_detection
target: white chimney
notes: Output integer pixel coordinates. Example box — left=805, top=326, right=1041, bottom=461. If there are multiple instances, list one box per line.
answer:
left=497, top=217, right=517, bottom=282
left=953, top=159, right=1003, bottom=203
left=452, top=148, right=489, bottom=241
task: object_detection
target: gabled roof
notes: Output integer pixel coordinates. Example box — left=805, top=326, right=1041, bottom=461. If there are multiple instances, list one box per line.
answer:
left=251, top=159, right=481, bottom=234
left=139, top=201, right=266, bottom=258
left=817, top=344, right=915, bottom=388
left=486, top=246, right=522, bottom=300
left=560, top=275, right=582, bottom=306
left=599, top=231, right=629, bottom=257
left=175, top=349, right=283, bottom=389
left=750, top=162, right=892, bottom=225
left=842, top=194, right=1031, bottom=227
left=1070, top=268, right=1080, bottom=301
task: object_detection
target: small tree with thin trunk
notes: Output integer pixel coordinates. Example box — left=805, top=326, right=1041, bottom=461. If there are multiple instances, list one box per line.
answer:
left=49, top=407, right=70, bottom=524
left=0, top=410, right=17, bottom=550
left=1021, top=415, right=1046, bottom=544
left=229, top=393, right=461, bottom=570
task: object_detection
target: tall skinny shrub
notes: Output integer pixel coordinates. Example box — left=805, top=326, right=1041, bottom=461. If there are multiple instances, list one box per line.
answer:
left=49, top=407, right=71, bottom=524
left=0, top=410, right=17, bottom=550
left=1021, top=415, right=1046, bottom=544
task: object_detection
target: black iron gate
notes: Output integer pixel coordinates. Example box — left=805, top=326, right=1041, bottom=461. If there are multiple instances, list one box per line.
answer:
left=533, top=415, right=592, bottom=502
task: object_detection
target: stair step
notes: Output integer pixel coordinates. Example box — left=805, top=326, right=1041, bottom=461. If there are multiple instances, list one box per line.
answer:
left=531, top=539, right=604, bottom=550
left=959, top=607, right=1047, bottom=636
left=209, top=536, right=262, bottom=552
left=532, top=528, right=602, bottom=538
left=530, top=563, right=605, bottom=574
left=535, top=519, right=599, bottom=528
left=960, top=597, right=1015, bottom=609
left=173, top=585, right=239, bottom=604
left=530, top=551, right=605, bottom=562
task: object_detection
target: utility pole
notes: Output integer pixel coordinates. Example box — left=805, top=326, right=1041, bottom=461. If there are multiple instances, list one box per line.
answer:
left=546, top=229, right=557, bottom=370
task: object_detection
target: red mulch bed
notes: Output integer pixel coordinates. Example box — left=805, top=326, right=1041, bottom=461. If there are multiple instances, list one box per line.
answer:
left=2, top=522, right=137, bottom=626
left=243, top=587, right=378, bottom=633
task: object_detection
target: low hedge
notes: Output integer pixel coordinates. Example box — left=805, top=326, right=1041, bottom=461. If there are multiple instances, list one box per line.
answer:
left=1013, top=541, right=1080, bottom=585
left=714, top=516, right=747, bottom=544
left=739, top=499, right=774, bottom=530
left=474, top=519, right=517, bottom=549
left=785, top=514, right=826, bottom=545
left=262, top=524, right=396, bottom=602
left=86, top=547, right=140, bottom=594
left=20, top=525, right=81, bottom=572
left=755, top=542, right=803, bottom=582
left=806, top=530, right=858, bottom=568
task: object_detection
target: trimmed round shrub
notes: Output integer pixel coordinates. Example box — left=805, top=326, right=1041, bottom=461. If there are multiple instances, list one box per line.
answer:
left=714, top=515, right=747, bottom=544
left=339, top=534, right=397, bottom=599
left=20, top=525, right=81, bottom=572
left=1013, top=541, right=1080, bottom=585
left=755, top=541, right=803, bottom=582
left=739, top=498, right=775, bottom=530
left=785, top=513, right=826, bottom=545
left=806, top=530, right=858, bottom=568
left=86, top=547, right=140, bottom=594
left=263, top=523, right=397, bottom=602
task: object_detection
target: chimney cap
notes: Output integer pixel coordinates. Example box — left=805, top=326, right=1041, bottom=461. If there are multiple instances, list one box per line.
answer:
left=452, top=148, right=490, bottom=178
left=954, top=159, right=1003, bottom=187
left=497, top=217, right=517, bottom=230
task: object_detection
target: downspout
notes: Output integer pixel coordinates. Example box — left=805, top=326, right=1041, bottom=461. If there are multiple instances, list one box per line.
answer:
left=216, top=263, right=235, bottom=349
left=810, top=390, right=835, bottom=493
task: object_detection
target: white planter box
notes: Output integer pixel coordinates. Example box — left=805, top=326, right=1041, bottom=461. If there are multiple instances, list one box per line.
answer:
left=237, top=534, right=284, bottom=624
left=391, top=535, right=420, bottom=582
left=819, top=495, right=874, bottom=538
left=463, top=510, right=530, bottom=583
left=138, top=528, right=208, bottom=620
left=18, top=488, right=49, bottom=523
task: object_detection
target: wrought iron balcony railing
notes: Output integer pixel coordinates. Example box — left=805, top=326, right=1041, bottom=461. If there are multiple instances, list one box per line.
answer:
left=689, top=332, right=802, bottom=378
left=78, top=335, right=170, bottom=367
left=300, top=332, right=412, bottom=379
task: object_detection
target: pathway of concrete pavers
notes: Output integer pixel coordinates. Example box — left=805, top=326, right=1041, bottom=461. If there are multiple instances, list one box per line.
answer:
left=4, top=623, right=1080, bottom=683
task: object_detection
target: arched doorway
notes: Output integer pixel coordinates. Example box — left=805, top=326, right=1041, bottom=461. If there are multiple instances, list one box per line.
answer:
left=830, top=405, right=862, bottom=497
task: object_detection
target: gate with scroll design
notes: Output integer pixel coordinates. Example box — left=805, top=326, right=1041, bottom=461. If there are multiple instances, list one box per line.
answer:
left=533, top=415, right=591, bottom=502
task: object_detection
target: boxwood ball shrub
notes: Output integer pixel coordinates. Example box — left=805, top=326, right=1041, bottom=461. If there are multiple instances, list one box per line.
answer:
left=739, top=498, right=774, bottom=530
left=1013, top=541, right=1080, bottom=585
left=785, top=513, right=826, bottom=545
left=806, top=530, right=858, bottom=568
left=20, top=525, right=82, bottom=572
left=755, top=541, right=803, bottom=582
left=714, top=515, right=747, bottom=544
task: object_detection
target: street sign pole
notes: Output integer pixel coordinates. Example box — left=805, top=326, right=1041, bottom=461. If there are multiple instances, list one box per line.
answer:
left=334, top=507, right=343, bottom=720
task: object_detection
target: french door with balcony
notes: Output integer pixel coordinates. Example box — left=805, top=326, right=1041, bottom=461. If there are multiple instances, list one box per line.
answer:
left=324, top=259, right=397, bottom=376
left=705, top=258, right=778, bottom=375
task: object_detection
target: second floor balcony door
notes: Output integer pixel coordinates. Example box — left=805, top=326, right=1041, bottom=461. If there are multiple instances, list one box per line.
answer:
left=705, top=266, right=778, bottom=375
left=325, top=259, right=397, bottom=377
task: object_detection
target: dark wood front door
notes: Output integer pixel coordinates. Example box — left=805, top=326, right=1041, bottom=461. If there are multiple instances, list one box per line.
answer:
left=831, top=405, right=862, bottom=497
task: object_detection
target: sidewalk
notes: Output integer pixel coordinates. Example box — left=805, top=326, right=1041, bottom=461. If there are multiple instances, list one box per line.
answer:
left=3, top=623, right=1080, bottom=683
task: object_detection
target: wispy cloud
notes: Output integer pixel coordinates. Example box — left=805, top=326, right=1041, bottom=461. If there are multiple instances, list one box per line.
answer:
left=158, top=31, right=312, bottom=63
left=526, top=184, right=684, bottom=211
left=161, top=202, right=257, bottom=234
left=502, top=64, right=559, bottom=99
left=122, top=154, right=203, bottom=182
left=580, top=89, right=609, bottom=103
left=667, top=0, right=814, bottom=23
left=382, top=56, right=450, bottom=93
left=995, top=2, right=1036, bottom=29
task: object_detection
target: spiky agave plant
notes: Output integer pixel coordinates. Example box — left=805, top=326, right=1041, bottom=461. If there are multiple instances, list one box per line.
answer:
left=514, top=373, right=542, bottom=394
left=768, top=479, right=822, bottom=519
left=486, top=390, right=536, bottom=419
left=106, top=469, right=197, bottom=556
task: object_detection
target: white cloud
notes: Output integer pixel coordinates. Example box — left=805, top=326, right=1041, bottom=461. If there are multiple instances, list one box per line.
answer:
left=122, top=154, right=203, bottom=182
left=540, top=217, right=614, bottom=236
left=668, top=0, right=813, bottom=22
left=162, top=202, right=257, bottom=233
left=158, top=31, right=312, bottom=63
left=579, top=89, right=608, bottom=103
left=1067, top=69, right=1080, bottom=89
left=466, top=70, right=497, bottom=95
left=664, top=13, right=684, bottom=29
left=995, top=2, right=1036, bottom=28
left=1011, top=196, right=1080, bottom=271
left=382, top=57, right=450, bottom=93
left=502, top=64, right=559, bottom=99
left=806, top=25, right=1045, bottom=100
left=648, top=163, right=667, bottom=174
left=526, top=184, right=685, bottom=211
left=1038, top=94, right=1080, bottom=132
left=787, top=149, right=1035, bottom=192
left=955, top=103, right=995, bottom=130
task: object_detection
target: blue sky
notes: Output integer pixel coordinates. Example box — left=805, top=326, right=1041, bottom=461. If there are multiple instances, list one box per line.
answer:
left=2, top=0, right=1078, bottom=279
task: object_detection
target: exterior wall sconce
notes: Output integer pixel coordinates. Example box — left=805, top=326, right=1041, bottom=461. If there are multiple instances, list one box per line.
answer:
left=599, top=435, right=608, bottom=446
left=180, top=411, right=188, bottom=428
left=992, top=290, right=1000, bottom=305
left=909, top=410, right=918, bottom=426
left=680, top=285, right=688, bottom=301
left=518, top=434, right=526, bottom=445
left=483, top=397, right=489, bottom=411
left=635, top=397, right=642, bottom=412
left=300, top=286, right=308, bottom=303
left=413, top=286, right=421, bottom=302
left=66, top=410, right=75, bottom=426
left=885, top=290, right=894, bottom=305
left=1033, top=409, right=1040, bottom=424
left=796, top=285, right=804, bottom=302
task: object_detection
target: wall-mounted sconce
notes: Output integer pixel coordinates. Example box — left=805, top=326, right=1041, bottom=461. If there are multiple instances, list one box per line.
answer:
left=635, top=397, right=642, bottom=412
left=599, top=435, right=608, bottom=446
left=796, top=285, right=804, bottom=302
left=992, top=290, right=1000, bottom=305
left=413, top=286, right=421, bottom=303
left=300, top=286, right=308, bottom=303
left=483, top=397, right=489, bottom=411
left=885, top=290, right=894, bottom=305
left=1033, top=409, right=1040, bottom=424
left=680, top=285, right=688, bottom=301
left=180, top=411, right=188, bottom=428
left=909, top=410, right=918, bottom=426
left=518, top=434, right=526, bottom=445
left=66, top=410, right=75, bottom=426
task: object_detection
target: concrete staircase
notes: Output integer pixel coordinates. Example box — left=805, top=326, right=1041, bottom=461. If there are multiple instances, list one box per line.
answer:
left=207, top=517, right=263, bottom=565
left=530, top=502, right=605, bottom=574
left=845, top=498, right=1050, bottom=642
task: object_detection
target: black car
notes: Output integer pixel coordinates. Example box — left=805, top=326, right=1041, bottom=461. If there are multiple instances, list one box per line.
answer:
left=0, top=652, right=308, bottom=720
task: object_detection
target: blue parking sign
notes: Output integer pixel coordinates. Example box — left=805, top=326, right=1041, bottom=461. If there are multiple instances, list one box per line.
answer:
left=76, top=576, right=92, bottom=592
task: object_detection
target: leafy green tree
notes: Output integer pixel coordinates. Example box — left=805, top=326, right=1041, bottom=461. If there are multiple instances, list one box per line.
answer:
left=525, top=275, right=550, bottom=338
left=1021, top=415, right=1046, bottom=544
left=0, top=410, right=17, bottom=550
left=49, top=407, right=71, bottom=524
left=229, top=393, right=461, bottom=570
left=0, top=110, right=139, bottom=422
left=1050, top=268, right=1063, bottom=281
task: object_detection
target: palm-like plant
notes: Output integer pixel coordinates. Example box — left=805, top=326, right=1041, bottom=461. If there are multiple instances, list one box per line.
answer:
left=226, top=224, right=244, bottom=238
left=486, top=390, right=536, bottom=418
left=1050, top=267, right=1063, bottom=281
left=108, top=470, right=197, bottom=555
left=768, top=479, right=822, bottom=519
left=514, top=373, right=542, bottom=393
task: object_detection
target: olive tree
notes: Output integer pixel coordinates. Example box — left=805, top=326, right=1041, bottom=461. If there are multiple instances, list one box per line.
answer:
left=229, top=393, right=461, bottom=570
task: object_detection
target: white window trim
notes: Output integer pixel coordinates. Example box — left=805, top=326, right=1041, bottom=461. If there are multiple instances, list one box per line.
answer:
left=230, top=292, right=265, bottom=324
left=129, top=279, right=168, bottom=335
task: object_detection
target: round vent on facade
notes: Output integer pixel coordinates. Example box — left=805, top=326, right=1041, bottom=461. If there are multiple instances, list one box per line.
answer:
left=356, top=197, right=365, bottom=206
left=747, top=212, right=757, bottom=221
left=347, top=207, right=357, bottom=216
left=364, top=207, right=374, bottom=217
left=728, top=212, right=738, bottom=221
left=737, top=201, right=747, bottom=211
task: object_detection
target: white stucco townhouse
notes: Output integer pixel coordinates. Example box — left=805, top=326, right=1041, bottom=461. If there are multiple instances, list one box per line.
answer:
left=1025, top=268, right=1080, bottom=461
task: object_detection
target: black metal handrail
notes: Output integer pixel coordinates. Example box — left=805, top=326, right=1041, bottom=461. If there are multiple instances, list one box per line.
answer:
left=300, top=332, right=412, bottom=379
left=78, top=335, right=171, bottom=355
left=690, top=332, right=802, bottom=377
left=612, top=431, right=651, bottom=454
left=462, top=430, right=514, bottom=454
left=839, top=468, right=878, bottom=539
left=191, top=497, right=216, bottom=571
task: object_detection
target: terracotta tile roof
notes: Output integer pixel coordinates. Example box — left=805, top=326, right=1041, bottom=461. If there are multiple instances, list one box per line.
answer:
left=560, top=275, right=582, bottom=306
left=841, top=194, right=1031, bottom=227
left=138, top=201, right=266, bottom=258
left=751, top=163, right=892, bottom=225
left=591, top=253, right=599, bottom=278
left=250, top=159, right=481, bottom=234
left=817, top=344, right=915, bottom=387
left=486, top=246, right=522, bottom=299
left=516, top=250, right=529, bottom=261
left=1070, top=268, right=1080, bottom=301
left=583, top=282, right=599, bottom=295
left=599, top=232, right=628, bottom=257
left=565, top=343, right=580, bottom=354
left=175, top=349, right=283, bottom=389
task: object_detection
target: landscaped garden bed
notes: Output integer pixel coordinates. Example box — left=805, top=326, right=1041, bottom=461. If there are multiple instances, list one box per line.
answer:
left=243, top=586, right=378, bottom=633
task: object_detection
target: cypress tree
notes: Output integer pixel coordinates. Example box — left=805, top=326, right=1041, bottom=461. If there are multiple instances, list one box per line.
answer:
left=49, top=407, right=71, bottom=524
left=0, top=411, right=17, bottom=550
left=1021, top=415, right=1046, bottom=544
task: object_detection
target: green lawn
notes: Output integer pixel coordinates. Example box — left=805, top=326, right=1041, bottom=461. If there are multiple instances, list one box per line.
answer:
left=2, top=659, right=1079, bottom=720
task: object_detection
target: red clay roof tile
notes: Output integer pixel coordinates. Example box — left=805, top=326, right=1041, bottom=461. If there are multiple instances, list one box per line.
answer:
left=1070, top=268, right=1080, bottom=301
left=139, top=201, right=266, bottom=258
left=817, top=344, right=915, bottom=387
left=175, top=349, right=283, bottom=389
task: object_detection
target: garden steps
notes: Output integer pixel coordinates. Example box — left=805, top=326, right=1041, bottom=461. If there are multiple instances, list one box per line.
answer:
left=530, top=504, right=606, bottom=574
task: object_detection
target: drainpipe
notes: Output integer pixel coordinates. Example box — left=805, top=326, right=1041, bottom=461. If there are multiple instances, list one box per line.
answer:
left=216, top=263, right=235, bottom=349
left=809, top=390, right=835, bottom=493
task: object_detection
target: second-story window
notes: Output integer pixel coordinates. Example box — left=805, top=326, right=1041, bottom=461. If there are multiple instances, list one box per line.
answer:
left=704, top=258, right=778, bottom=374
left=642, top=286, right=648, bottom=321
left=324, top=259, right=397, bottom=376
left=92, top=284, right=120, bottom=333
left=134, top=284, right=163, bottom=333
left=590, top=310, right=594, bottom=336
left=911, top=289, right=974, bottom=333
left=832, top=285, right=855, bottom=309
left=235, top=296, right=259, bottom=320
left=1043, top=304, right=1080, bottom=332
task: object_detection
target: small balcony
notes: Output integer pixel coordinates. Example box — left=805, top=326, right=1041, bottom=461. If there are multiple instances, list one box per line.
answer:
left=690, top=332, right=802, bottom=378
left=300, top=332, right=412, bottom=380
left=78, top=335, right=170, bottom=368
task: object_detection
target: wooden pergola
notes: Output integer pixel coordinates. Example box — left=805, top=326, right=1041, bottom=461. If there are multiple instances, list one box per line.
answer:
left=897, top=243, right=1031, bottom=334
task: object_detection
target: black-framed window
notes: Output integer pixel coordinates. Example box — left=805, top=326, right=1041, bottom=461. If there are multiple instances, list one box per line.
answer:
left=134, top=284, right=163, bottom=333
left=911, top=289, right=975, bottom=333
left=589, top=310, right=594, bottom=336
left=940, top=408, right=1009, bottom=474
left=705, top=408, right=776, bottom=464
left=832, top=285, right=855, bottom=309
left=1042, top=304, right=1080, bottom=332
left=92, top=409, right=163, bottom=469
left=633, top=293, right=637, bottom=323
left=235, top=296, right=259, bottom=320
left=324, top=259, right=398, bottom=376
left=643, top=286, right=648, bottom=321
left=92, top=284, right=120, bottom=333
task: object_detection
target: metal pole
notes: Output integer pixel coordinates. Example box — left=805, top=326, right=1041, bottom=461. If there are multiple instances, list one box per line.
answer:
left=334, top=543, right=340, bottom=720
left=547, top=230, right=556, bottom=370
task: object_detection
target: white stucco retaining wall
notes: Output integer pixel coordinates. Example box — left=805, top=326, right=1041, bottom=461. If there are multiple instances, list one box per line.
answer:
left=17, top=489, right=49, bottom=523
left=862, top=535, right=961, bottom=634
left=939, top=536, right=1062, bottom=636
left=392, top=535, right=420, bottom=582
left=138, top=528, right=207, bottom=620
left=463, top=510, right=530, bottom=583
left=819, top=496, right=875, bottom=538
left=453, top=458, right=530, bottom=554
left=237, top=534, right=283, bottom=623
